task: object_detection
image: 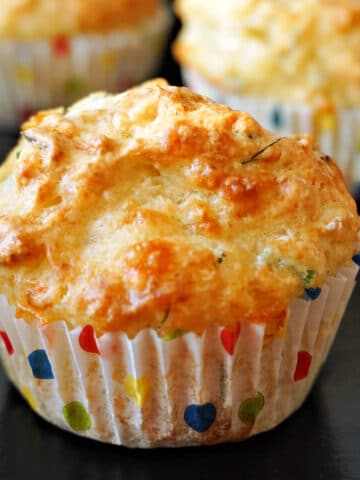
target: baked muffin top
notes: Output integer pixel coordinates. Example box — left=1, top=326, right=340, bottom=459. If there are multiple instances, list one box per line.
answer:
left=174, top=0, right=360, bottom=108
left=0, top=79, right=358, bottom=337
left=0, top=0, right=163, bottom=39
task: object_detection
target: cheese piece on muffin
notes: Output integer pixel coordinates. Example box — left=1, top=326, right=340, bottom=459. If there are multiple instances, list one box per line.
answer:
left=0, top=79, right=358, bottom=337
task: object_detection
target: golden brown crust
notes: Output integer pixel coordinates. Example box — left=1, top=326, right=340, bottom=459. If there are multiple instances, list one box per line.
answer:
left=0, top=79, right=358, bottom=337
left=0, top=0, right=163, bottom=39
left=174, top=0, right=360, bottom=108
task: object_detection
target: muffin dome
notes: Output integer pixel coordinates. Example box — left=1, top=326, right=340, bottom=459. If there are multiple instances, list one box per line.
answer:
left=174, top=0, right=360, bottom=108
left=0, top=0, right=162, bottom=39
left=0, top=79, right=358, bottom=337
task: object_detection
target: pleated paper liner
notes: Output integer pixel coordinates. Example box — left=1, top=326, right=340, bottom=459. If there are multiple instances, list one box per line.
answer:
left=183, top=69, right=360, bottom=198
left=0, top=259, right=359, bottom=447
left=0, top=5, right=171, bottom=129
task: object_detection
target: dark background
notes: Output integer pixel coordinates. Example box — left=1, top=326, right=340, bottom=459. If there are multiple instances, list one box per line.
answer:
left=1, top=13, right=360, bottom=480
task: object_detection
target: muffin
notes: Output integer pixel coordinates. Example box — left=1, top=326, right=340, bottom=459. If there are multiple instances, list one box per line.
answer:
left=0, top=79, right=359, bottom=447
left=0, top=0, right=171, bottom=128
left=174, top=0, right=360, bottom=195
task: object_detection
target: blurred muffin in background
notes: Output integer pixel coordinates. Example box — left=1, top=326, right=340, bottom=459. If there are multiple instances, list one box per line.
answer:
left=0, top=0, right=172, bottom=128
left=174, top=0, right=360, bottom=195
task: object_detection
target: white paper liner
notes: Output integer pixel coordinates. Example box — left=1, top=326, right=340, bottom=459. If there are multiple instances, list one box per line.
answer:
left=0, top=262, right=358, bottom=448
left=183, top=69, right=360, bottom=196
left=0, top=5, right=172, bottom=128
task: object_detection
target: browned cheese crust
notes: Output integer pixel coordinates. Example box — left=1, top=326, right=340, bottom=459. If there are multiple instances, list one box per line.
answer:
left=0, top=0, right=161, bottom=39
left=0, top=79, right=358, bottom=336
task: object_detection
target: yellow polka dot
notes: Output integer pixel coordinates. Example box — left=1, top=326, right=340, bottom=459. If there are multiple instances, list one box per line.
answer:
left=22, top=387, right=37, bottom=412
left=356, top=137, right=360, bottom=153
left=123, top=376, right=151, bottom=408
left=100, top=52, right=119, bottom=72
left=15, top=66, right=34, bottom=85
left=332, top=312, right=340, bottom=326
left=315, top=110, right=337, bottom=133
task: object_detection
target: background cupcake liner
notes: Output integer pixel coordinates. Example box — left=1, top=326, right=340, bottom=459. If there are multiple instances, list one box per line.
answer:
left=183, top=69, right=360, bottom=197
left=0, top=260, right=358, bottom=448
left=0, top=5, right=172, bottom=129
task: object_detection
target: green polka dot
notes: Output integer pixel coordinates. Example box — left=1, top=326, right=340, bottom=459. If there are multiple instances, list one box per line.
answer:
left=163, top=329, right=188, bottom=341
left=238, top=393, right=265, bottom=425
left=63, top=401, right=92, bottom=432
left=64, top=77, right=85, bottom=95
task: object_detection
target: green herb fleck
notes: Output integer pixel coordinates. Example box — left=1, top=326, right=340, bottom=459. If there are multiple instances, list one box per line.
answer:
left=163, top=307, right=170, bottom=323
left=16, top=151, right=21, bottom=159
left=248, top=134, right=257, bottom=141
left=257, top=249, right=317, bottom=288
left=320, top=154, right=331, bottom=163
left=242, top=137, right=285, bottom=164
left=163, top=329, right=188, bottom=341
left=303, top=270, right=316, bottom=288
left=216, top=252, right=226, bottom=264
left=157, top=307, right=171, bottom=334
left=22, top=132, right=48, bottom=150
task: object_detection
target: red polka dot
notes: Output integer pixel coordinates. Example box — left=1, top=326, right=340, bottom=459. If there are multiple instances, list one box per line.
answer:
left=117, top=75, right=134, bottom=92
left=52, top=36, right=71, bottom=56
left=294, top=351, right=312, bottom=382
left=79, top=325, right=100, bottom=355
left=20, top=106, right=35, bottom=123
left=0, top=331, right=14, bottom=356
left=220, top=323, right=241, bottom=356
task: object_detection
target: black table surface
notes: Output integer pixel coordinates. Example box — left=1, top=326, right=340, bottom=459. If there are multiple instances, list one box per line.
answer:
left=1, top=24, right=360, bottom=480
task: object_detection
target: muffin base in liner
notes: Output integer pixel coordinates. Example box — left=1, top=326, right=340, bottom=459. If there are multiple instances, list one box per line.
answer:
left=183, top=69, right=360, bottom=196
left=0, top=5, right=171, bottom=128
left=0, top=261, right=358, bottom=448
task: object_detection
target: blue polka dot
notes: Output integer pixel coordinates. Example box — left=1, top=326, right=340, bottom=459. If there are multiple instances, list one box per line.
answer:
left=353, top=254, right=360, bottom=281
left=184, top=403, right=217, bottom=433
left=304, top=288, right=322, bottom=301
left=28, top=350, right=54, bottom=380
left=352, top=184, right=360, bottom=202
left=352, top=253, right=360, bottom=266
left=271, top=108, right=283, bottom=128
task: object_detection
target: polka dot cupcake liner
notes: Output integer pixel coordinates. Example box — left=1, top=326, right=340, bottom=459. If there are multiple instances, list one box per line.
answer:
left=183, top=69, right=360, bottom=198
left=0, top=5, right=171, bottom=129
left=0, top=261, right=358, bottom=447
